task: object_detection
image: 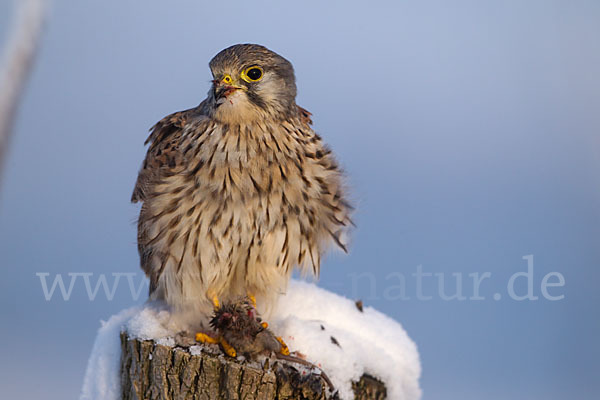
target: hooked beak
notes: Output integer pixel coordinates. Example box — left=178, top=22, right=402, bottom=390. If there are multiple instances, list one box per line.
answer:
left=213, top=76, right=245, bottom=103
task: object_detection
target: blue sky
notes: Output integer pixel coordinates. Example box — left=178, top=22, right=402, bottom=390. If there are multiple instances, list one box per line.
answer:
left=0, top=1, right=599, bottom=399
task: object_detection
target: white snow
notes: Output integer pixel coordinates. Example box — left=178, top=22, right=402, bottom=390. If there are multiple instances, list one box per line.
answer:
left=80, top=280, right=421, bottom=400
left=272, top=281, right=421, bottom=399
left=79, top=307, right=141, bottom=400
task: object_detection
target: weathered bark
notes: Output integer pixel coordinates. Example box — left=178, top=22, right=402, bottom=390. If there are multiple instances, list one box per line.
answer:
left=120, top=332, right=386, bottom=400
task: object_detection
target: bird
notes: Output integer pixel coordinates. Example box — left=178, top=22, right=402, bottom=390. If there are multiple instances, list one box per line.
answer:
left=131, top=44, right=352, bottom=340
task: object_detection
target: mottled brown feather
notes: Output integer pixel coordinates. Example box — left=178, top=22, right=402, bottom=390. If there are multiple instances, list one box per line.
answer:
left=131, top=106, right=202, bottom=203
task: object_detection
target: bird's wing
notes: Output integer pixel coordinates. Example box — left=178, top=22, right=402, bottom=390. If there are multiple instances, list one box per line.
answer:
left=131, top=107, right=199, bottom=203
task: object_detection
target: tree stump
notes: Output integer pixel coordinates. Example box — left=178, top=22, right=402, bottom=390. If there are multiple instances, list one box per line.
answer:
left=120, top=332, right=386, bottom=400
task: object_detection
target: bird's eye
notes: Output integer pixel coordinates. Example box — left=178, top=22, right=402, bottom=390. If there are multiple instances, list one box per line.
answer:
left=246, top=68, right=262, bottom=80
left=241, top=66, right=263, bottom=82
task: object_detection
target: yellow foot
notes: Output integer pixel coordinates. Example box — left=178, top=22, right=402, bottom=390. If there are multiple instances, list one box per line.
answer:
left=196, top=332, right=237, bottom=357
left=212, top=295, right=220, bottom=309
left=195, top=332, right=219, bottom=344
left=276, top=336, right=290, bottom=356
left=219, top=337, right=237, bottom=357
left=248, top=294, right=257, bottom=308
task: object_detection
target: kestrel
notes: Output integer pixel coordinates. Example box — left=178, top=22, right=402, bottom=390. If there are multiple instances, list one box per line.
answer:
left=132, top=44, right=352, bottom=337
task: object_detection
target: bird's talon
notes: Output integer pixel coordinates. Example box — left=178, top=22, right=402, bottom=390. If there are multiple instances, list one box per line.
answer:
left=195, top=332, right=219, bottom=344
left=219, top=337, right=237, bottom=357
left=248, top=294, right=257, bottom=308
left=212, top=295, right=220, bottom=310
left=196, top=332, right=237, bottom=357
left=276, top=336, right=290, bottom=356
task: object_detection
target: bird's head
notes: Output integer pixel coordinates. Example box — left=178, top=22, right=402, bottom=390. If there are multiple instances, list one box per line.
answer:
left=207, top=44, right=297, bottom=123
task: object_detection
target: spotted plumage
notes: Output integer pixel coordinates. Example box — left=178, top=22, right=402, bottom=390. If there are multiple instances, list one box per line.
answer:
left=132, top=44, right=352, bottom=330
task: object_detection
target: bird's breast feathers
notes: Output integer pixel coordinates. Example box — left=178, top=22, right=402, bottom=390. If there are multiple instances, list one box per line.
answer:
left=136, top=114, right=351, bottom=313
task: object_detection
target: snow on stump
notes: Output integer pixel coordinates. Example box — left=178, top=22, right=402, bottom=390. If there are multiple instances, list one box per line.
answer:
left=119, top=332, right=386, bottom=399
left=81, top=280, right=421, bottom=400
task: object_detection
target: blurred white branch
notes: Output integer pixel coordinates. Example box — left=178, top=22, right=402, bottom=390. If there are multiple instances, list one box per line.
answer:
left=0, top=0, right=47, bottom=184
